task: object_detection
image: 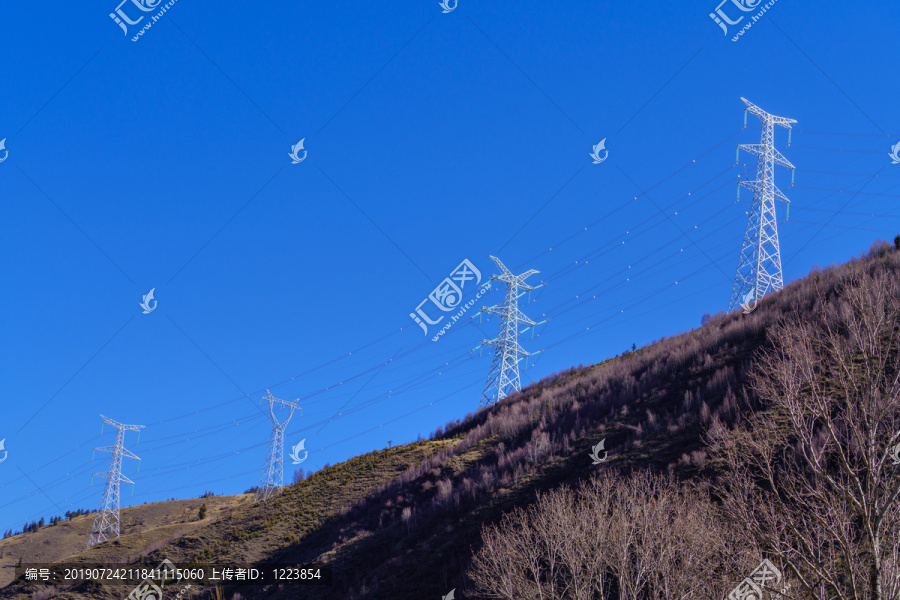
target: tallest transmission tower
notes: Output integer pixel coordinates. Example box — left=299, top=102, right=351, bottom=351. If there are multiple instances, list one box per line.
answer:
left=728, top=97, right=796, bottom=312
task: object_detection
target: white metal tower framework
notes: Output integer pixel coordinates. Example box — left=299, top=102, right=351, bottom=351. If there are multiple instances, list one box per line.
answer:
left=477, top=256, right=543, bottom=407
left=87, top=415, right=143, bottom=548
left=255, top=390, right=301, bottom=503
left=728, top=97, right=796, bottom=311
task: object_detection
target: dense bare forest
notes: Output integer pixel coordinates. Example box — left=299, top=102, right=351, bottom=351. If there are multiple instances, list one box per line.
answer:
left=468, top=241, right=900, bottom=600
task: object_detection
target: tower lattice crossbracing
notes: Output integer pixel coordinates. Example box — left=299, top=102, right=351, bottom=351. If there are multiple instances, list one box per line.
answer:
left=87, top=415, right=143, bottom=548
left=477, top=255, right=543, bottom=407
left=728, top=97, right=796, bottom=312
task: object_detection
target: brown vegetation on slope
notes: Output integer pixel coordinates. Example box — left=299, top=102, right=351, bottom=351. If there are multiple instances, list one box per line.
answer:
left=718, top=250, right=900, bottom=600
left=181, top=239, right=898, bottom=600
left=0, top=496, right=248, bottom=590
left=3, top=240, right=897, bottom=600
left=0, top=442, right=442, bottom=599
left=468, top=242, right=900, bottom=600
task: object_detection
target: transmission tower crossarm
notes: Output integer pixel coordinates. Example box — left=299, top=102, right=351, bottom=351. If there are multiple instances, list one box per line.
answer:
left=513, top=309, right=537, bottom=327
left=771, top=149, right=795, bottom=169
left=514, top=271, right=540, bottom=287
left=738, top=181, right=792, bottom=203
left=740, top=97, right=797, bottom=127
left=92, top=473, right=134, bottom=485
left=773, top=186, right=791, bottom=204
left=98, top=414, right=145, bottom=432
left=471, top=283, right=544, bottom=320
left=520, top=318, right=547, bottom=335
left=737, top=143, right=763, bottom=157
left=92, top=446, right=141, bottom=460
left=481, top=305, right=506, bottom=318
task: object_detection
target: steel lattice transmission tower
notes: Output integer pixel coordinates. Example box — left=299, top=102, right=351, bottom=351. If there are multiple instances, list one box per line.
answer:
left=728, top=97, right=796, bottom=311
left=477, top=255, right=544, bottom=407
left=255, top=390, right=301, bottom=503
left=87, top=415, right=144, bottom=548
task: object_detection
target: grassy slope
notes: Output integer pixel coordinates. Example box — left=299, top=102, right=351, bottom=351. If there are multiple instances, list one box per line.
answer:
left=0, top=495, right=248, bottom=589
left=0, top=442, right=444, bottom=599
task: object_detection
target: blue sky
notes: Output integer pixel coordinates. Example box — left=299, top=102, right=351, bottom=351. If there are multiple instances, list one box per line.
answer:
left=1, top=0, right=898, bottom=534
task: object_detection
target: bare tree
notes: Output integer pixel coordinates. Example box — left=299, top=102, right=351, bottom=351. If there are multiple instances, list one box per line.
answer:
left=718, top=263, right=900, bottom=600
left=292, top=467, right=305, bottom=484
left=401, top=506, right=413, bottom=536
left=469, top=471, right=740, bottom=600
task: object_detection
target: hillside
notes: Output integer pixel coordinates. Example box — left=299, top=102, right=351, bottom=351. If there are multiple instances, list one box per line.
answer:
left=2, top=239, right=899, bottom=600
left=0, top=496, right=250, bottom=589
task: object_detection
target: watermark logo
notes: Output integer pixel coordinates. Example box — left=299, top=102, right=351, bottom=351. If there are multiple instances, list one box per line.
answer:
left=410, top=259, right=487, bottom=341
left=442, top=589, right=456, bottom=600
left=140, top=288, right=157, bottom=314
left=127, top=579, right=163, bottom=600
left=110, top=0, right=160, bottom=35
left=890, top=440, right=900, bottom=465
left=0, top=439, right=7, bottom=464
left=0, top=138, right=8, bottom=163
left=439, top=0, right=457, bottom=13
left=710, top=0, right=759, bottom=34
left=728, top=559, right=786, bottom=600
left=290, top=438, right=309, bottom=464
left=710, top=0, right=778, bottom=41
left=741, top=289, right=757, bottom=314
left=111, top=0, right=181, bottom=42
left=589, top=439, right=608, bottom=464
left=889, top=141, right=900, bottom=165
left=126, top=558, right=180, bottom=600
left=589, top=139, right=608, bottom=164
left=110, top=0, right=163, bottom=34
left=289, top=138, right=307, bottom=164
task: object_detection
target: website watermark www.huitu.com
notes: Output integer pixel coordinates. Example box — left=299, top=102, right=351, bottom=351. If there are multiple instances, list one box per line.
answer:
left=409, top=259, right=489, bottom=342
left=708, top=0, right=781, bottom=42
left=109, top=0, right=181, bottom=42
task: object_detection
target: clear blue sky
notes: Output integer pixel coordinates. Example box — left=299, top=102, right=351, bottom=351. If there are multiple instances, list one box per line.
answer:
left=1, top=0, right=898, bottom=534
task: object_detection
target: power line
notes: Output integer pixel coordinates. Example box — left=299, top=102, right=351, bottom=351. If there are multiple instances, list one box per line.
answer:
left=6, top=117, right=895, bottom=534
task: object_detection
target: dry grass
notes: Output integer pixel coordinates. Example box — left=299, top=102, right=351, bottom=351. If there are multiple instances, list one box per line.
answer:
left=0, top=494, right=248, bottom=589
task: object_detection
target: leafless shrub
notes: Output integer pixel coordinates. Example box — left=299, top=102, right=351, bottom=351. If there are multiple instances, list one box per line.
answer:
left=689, top=449, right=707, bottom=467
left=699, top=400, right=711, bottom=424
left=526, top=429, right=551, bottom=464
left=644, top=409, right=659, bottom=433
left=401, top=507, right=413, bottom=535
left=435, top=479, right=452, bottom=505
